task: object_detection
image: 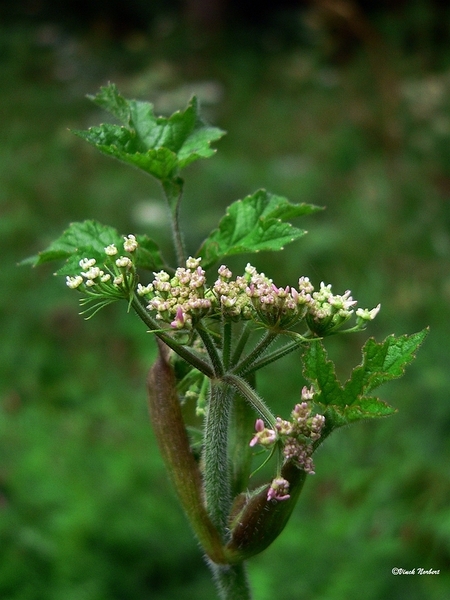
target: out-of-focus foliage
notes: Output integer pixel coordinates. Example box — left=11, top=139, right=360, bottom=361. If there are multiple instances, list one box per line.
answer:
left=1, top=2, right=450, bottom=598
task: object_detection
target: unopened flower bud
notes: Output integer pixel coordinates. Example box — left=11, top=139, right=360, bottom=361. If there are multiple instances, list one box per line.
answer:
left=123, top=234, right=138, bottom=252
left=267, top=477, right=290, bottom=502
left=104, top=244, right=118, bottom=256
left=116, top=256, right=132, bottom=268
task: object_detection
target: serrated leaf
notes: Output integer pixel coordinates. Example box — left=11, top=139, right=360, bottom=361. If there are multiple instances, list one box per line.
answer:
left=302, top=329, right=428, bottom=432
left=347, top=330, right=429, bottom=395
left=26, top=221, right=122, bottom=270
left=197, top=189, right=323, bottom=269
left=23, top=220, right=164, bottom=276
left=302, top=339, right=346, bottom=406
left=75, top=84, right=225, bottom=182
left=318, top=398, right=396, bottom=431
left=72, top=126, right=179, bottom=180
left=88, top=83, right=131, bottom=123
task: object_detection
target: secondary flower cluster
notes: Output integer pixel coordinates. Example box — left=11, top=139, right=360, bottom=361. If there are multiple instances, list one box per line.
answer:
left=137, top=257, right=380, bottom=334
left=250, top=386, right=326, bottom=502
left=65, top=235, right=139, bottom=300
left=138, top=257, right=212, bottom=329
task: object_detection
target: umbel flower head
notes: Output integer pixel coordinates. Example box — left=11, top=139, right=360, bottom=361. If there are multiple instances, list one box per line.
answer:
left=65, top=235, right=139, bottom=316
left=65, top=237, right=380, bottom=334
left=138, top=257, right=212, bottom=330
left=137, top=258, right=380, bottom=334
left=250, top=386, right=325, bottom=502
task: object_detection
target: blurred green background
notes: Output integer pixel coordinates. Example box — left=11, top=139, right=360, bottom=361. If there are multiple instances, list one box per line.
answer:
left=1, top=1, right=450, bottom=598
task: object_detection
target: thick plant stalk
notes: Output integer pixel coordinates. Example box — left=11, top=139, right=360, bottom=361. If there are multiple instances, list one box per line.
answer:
left=147, top=340, right=226, bottom=564
left=203, top=380, right=234, bottom=538
left=203, top=379, right=252, bottom=599
left=209, top=562, right=251, bottom=600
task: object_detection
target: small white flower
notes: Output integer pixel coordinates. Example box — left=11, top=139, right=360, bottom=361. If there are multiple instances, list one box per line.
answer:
left=116, top=256, right=132, bottom=268
left=104, top=244, right=118, bottom=256
left=298, top=276, right=314, bottom=294
left=221, top=295, right=236, bottom=308
left=153, top=271, right=170, bottom=282
left=356, top=303, right=381, bottom=321
left=79, top=258, right=96, bottom=269
left=114, top=275, right=124, bottom=286
left=186, top=256, right=201, bottom=269
left=218, top=265, right=232, bottom=279
left=300, top=386, right=315, bottom=401
left=245, top=263, right=257, bottom=276
left=123, top=235, right=138, bottom=252
left=100, top=273, right=111, bottom=283
left=137, top=283, right=153, bottom=296
left=82, top=266, right=101, bottom=280
left=66, top=275, right=83, bottom=289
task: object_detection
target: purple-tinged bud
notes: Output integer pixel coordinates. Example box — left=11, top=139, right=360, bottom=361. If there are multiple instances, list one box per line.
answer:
left=170, top=306, right=187, bottom=329
left=225, top=461, right=307, bottom=563
left=301, top=385, right=315, bottom=401
left=249, top=419, right=277, bottom=447
left=267, top=477, right=290, bottom=502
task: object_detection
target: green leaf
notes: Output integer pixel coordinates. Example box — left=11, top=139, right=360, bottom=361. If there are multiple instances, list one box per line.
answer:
left=197, top=189, right=323, bottom=269
left=73, top=84, right=225, bottom=182
left=347, top=330, right=429, bottom=395
left=23, top=220, right=164, bottom=275
left=88, top=82, right=130, bottom=123
left=134, top=234, right=165, bottom=272
left=302, top=329, right=428, bottom=432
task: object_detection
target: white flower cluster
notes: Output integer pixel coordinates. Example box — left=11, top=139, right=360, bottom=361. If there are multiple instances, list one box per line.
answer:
left=250, top=386, right=325, bottom=497
left=66, top=238, right=380, bottom=332
left=305, top=281, right=380, bottom=335
left=136, top=258, right=380, bottom=333
left=138, top=257, right=212, bottom=329
left=65, top=235, right=138, bottom=299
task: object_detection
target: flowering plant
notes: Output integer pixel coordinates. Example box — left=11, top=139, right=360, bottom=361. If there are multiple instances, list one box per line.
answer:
left=26, top=84, right=427, bottom=599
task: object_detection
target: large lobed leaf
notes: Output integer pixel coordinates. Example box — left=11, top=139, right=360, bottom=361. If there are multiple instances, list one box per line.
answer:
left=23, top=220, right=165, bottom=275
left=197, top=189, right=323, bottom=269
left=302, top=329, right=428, bottom=433
left=72, top=84, right=225, bottom=182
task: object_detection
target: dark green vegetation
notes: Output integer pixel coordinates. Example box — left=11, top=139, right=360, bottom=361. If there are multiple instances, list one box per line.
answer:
left=2, top=5, right=450, bottom=599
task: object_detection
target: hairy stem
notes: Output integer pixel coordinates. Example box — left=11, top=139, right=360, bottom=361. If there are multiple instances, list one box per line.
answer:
left=209, top=562, right=252, bottom=600
left=203, top=380, right=234, bottom=539
left=131, top=296, right=214, bottom=377
left=243, top=336, right=308, bottom=375
left=222, top=373, right=276, bottom=429
left=162, top=178, right=186, bottom=265
left=222, top=321, right=232, bottom=371
left=148, top=342, right=226, bottom=564
left=231, top=322, right=252, bottom=366
left=233, top=331, right=277, bottom=376
left=197, top=323, right=224, bottom=377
